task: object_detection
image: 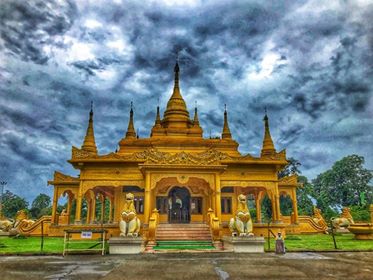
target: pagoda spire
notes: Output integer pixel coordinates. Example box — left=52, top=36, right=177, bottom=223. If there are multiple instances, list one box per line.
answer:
left=261, top=108, right=276, bottom=156
left=81, top=101, right=98, bottom=154
left=154, top=105, right=161, bottom=127
left=222, top=104, right=232, bottom=139
left=193, top=101, right=200, bottom=126
left=125, top=102, right=136, bottom=139
left=163, top=61, right=190, bottom=128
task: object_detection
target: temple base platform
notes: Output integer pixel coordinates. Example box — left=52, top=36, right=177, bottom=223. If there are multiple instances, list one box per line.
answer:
left=108, top=237, right=144, bottom=254
left=222, top=236, right=265, bottom=253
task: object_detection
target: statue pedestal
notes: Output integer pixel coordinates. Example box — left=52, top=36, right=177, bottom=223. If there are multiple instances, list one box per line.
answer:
left=108, top=237, right=143, bottom=254
left=222, top=236, right=265, bottom=253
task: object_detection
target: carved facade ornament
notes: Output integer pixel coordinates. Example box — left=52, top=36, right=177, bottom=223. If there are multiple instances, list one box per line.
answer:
left=151, top=173, right=215, bottom=190
left=278, top=174, right=298, bottom=186
left=53, top=171, right=80, bottom=182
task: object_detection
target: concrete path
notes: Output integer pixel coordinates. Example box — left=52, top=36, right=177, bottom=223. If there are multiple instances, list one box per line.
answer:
left=0, top=252, right=372, bottom=280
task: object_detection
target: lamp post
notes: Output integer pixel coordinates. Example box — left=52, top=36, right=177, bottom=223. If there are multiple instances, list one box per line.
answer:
left=0, top=181, right=7, bottom=220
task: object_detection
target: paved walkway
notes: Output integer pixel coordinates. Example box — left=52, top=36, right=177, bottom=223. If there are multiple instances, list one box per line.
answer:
left=0, top=252, right=372, bottom=280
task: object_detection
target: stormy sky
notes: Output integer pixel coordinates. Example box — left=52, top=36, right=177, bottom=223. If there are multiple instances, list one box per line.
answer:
left=0, top=0, right=372, bottom=202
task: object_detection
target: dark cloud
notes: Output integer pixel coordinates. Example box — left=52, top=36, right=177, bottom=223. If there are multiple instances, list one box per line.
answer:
left=0, top=0, right=77, bottom=64
left=0, top=0, right=372, bottom=202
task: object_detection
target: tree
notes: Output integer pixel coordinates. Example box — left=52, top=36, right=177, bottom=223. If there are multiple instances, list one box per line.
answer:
left=297, top=176, right=315, bottom=216
left=278, top=157, right=302, bottom=179
left=30, top=193, right=51, bottom=219
left=2, top=190, right=28, bottom=219
left=312, top=155, right=373, bottom=213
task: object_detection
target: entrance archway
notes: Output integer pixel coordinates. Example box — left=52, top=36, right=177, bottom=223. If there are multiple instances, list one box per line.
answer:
left=168, top=186, right=191, bottom=223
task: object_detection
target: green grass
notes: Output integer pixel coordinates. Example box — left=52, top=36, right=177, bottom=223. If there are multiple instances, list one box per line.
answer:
left=154, top=240, right=215, bottom=250
left=1, top=234, right=372, bottom=254
left=265, top=233, right=373, bottom=252
left=0, top=236, right=105, bottom=254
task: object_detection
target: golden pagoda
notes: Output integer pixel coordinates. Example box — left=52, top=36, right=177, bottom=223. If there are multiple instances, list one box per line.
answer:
left=43, top=62, right=325, bottom=242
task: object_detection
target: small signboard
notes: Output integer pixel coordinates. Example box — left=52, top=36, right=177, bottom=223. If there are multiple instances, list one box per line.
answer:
left=81, top=231, right=93, bottom=239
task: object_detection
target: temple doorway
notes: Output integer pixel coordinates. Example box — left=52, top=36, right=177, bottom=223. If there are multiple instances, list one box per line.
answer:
left=168, top=186, right=190, bottom=223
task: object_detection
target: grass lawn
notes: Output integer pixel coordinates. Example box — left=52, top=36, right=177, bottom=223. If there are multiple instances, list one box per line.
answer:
left=265, top=233, right=373, bottom=252
left=0, top=234, right=372, bottom=254
left=0, top=236, right=105, bottom=254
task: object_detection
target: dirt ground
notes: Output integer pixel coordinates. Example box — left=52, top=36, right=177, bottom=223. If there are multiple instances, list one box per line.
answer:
left=0, top=252, right=372, bottom=280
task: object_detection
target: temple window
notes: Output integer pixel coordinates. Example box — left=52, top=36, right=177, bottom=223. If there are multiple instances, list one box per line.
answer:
left=221, top=187, right=234, bottom=193
left=221, top=197, right=232, bottom=214
left=134, top=196, right=144, bottom=214
left=191, top=197, right=203, bottom=214
left=156, top=197, right=168, bottom=214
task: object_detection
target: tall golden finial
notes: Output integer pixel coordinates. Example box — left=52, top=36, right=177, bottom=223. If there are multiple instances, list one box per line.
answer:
left=261, top=107, right=276, bottom=156
left=193, top=101, right=199, bottom=125
left=125, top=101, right=136, bottom=139
left=81, top=101, right=98, bottom=154
left=222, top=104, right=232, bottom=139
left=154, top=105, right=161, bottom=127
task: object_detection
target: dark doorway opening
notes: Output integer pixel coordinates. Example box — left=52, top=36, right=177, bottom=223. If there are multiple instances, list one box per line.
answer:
left=168, top=186, right=191, bottom=223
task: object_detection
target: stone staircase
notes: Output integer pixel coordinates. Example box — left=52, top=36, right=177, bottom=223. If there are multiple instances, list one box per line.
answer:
left=156, top=223, right=212, bottom=241
left=152, top=223, right=215, bottom=251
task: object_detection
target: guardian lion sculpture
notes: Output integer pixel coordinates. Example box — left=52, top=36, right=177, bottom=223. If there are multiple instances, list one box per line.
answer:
left=119, top=193, right=141, bottom=237
left=229, top=194, right=254, bottom=237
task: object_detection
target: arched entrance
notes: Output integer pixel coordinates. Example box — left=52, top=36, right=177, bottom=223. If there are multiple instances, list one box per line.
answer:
left=168, top=186, right=191, bottom=223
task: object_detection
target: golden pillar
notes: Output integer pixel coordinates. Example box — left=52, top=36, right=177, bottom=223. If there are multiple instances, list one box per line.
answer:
left=86, top=198, right=91, bottom=224
left=274, top=194, right=281, bottom=222
left=144, top=172, right=151, bottom=224
left=91, top=196, right=97, bottom=223
left=100, top=195, right=105, bottom=223
left=108, top=197, right=113, bottom=222
left=75, top=186, right=83, bottom=224
left=51, top=187, right=58, bottom=225
left=291, top=188, right=299, bottom=224
left=211, top=191, right=216, bottom=212
left=66, top=195, right=73, bottom=224
left=215, top=174, right=221, bottom=218
left=255, top=194, right=262, bottom=223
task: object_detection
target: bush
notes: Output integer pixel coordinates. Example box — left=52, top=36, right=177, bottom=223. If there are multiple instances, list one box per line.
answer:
left=350, top=205, right=370, bottom=222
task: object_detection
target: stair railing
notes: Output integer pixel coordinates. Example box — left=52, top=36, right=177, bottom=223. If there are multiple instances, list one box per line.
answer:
left=207, top=208, right=220, bottom=240
left=148, top=208, right=159, bottom=242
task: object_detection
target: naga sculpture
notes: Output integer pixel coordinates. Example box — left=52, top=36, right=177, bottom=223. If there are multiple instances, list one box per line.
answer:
left=119, top=193, right=141, bottom=237
left=229, top=194, right=254, bottom=236
left=331, top=207, right=354, bottom=229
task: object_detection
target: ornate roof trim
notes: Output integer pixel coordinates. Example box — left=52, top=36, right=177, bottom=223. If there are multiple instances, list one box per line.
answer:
left=70, top=147, right=287, bottom=165
left=48, top=171, right=80, bottom=185
left=278, top=174, right=298, bottom=187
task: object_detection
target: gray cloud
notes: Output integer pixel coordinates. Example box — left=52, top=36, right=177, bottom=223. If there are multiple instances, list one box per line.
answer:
left=0, top=0, right=372, bottom=202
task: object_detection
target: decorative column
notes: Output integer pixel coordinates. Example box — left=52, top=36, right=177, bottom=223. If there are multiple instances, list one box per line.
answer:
left=91, top=195, right=97, bottom=223
left=66, top=195, right=73, bottom=224
left=86, top=198, right=91, bottom=224
left=100, top=195, right=105, bottom=224
left=108, top=197, right=113, bottom=223
left=291, top=188, right=299, bottom=224
left=215, top=173, right=221, bottom=218
left=144, top=172, right=151, bottom=224
left=255, top=193, right=262, bottom=223
left=51, top=187, right=59, bottom=225
left=211, top=191, right=216, bottom=212
left=274, top=194, right=281, bottom=222
left=75, top=185, right=83, bottom=224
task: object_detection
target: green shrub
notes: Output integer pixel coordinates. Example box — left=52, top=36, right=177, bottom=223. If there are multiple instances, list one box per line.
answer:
left=350, top=205, right=370, bottom=222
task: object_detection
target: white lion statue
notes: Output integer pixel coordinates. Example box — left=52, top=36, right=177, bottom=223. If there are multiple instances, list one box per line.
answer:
left=229, top=194, right=254, bottom=237
left=119, top=193, right=141, bottom=237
